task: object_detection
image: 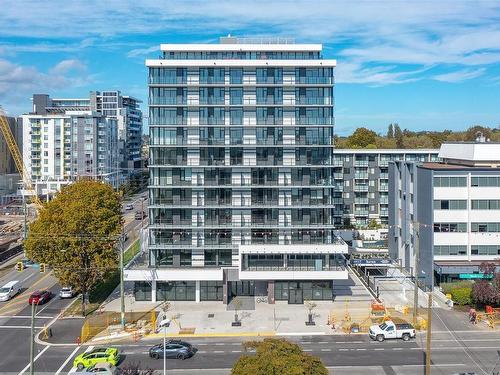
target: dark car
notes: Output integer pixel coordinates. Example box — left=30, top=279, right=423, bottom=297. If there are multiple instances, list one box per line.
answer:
left=28, top=290, right=52, bottom=305
left=134, top=211, right=147, bottom=220
left=149, top=340, right=195, bottom=360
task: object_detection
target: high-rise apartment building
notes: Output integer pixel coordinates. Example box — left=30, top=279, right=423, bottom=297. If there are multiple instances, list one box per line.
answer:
left=126, top=37, right=348, bottom=304
left=90, top=91, right=143, bottom=170
left=389, top=141, right=500, bottom=290
left=332, top=149, right=440, bottom=227
left=21, top=98, right=119, bottom=196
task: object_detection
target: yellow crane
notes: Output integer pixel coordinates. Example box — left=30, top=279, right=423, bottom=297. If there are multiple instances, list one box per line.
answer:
left=0, top=108, right=44, bottom=209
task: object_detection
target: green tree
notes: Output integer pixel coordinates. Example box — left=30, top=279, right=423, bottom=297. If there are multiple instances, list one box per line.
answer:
left=25, top=180, right=122, bottom=316
left=347, top=127, right=377, bottom=148
left=367, top=219, right=382, bottom=229
left=393, top=124, right=404, bottom=148
left=232, top=338, right=327, bottom=375
left=386, top=123, right=394, bottom=138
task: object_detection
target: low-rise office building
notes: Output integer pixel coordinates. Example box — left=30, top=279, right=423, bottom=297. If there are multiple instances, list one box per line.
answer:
left=389, top=141, right=500, bottom=290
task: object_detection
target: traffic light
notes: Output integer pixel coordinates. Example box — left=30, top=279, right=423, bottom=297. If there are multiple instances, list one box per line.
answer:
left=39, top=263, right=46, bottom=273
left=15, top=262, right=24, bottom=272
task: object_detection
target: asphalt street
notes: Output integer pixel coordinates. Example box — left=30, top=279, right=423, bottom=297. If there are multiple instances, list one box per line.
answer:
left=0, top=329, right=496, bottom=374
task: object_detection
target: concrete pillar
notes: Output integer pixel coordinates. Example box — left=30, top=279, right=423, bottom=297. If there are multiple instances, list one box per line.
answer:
left=267, top=280, right=275, bottom=304
left=195, top=280, right=201, bottom=303
left=151, top=279, right=157, bottom=303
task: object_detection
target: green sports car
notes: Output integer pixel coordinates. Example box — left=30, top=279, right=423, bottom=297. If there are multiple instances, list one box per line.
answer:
left=73, top=347, right=120, bottom=370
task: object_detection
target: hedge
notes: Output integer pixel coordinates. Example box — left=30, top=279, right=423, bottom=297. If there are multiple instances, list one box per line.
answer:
left=441, top=281, right=474, bottom=295
left=451, top=287, right=473, bottom=305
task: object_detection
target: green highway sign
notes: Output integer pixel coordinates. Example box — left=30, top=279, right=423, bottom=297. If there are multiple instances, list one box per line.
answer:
left=458, top=273, right=493, bottom=279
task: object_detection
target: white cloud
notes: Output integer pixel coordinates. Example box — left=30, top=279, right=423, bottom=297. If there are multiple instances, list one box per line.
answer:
left=433, top=68, right=486, bottom=83
left=0, top=58, right=93, bottom=115
left=127, top=46, right=160, bottom=58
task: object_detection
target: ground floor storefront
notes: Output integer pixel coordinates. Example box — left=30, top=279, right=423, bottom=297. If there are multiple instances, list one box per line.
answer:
left=133, top=279, right=335, bottom=304
left=434, top=261, right=500, bottom=286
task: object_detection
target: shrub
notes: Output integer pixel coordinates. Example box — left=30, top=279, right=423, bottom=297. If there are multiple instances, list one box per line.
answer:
left=451, top=287, right=472, bottom=305
left=440, top=281, right=474, bottom=295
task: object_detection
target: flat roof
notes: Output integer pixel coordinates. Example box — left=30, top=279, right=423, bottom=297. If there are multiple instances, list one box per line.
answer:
left=160, top=44, right=323, bottom=52
left=420, top=162, right=500, bottom=171
left=438, top=142, right=500, bottom=162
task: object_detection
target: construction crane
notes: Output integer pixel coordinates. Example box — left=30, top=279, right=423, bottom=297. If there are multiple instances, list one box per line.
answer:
left=0, top=108, right=44, bottom=209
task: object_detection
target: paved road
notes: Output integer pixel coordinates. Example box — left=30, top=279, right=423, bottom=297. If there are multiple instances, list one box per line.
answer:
left=0, top=329, right=496, bottom=374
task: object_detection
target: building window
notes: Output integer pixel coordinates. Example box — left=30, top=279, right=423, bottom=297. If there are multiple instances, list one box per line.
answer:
left=156, top=281, right=196, bottom=301
left=434, top=245, right=467, bottom=256
left=200, top=281, right=223, bottom=301
left=434, top=200, right=467, bottom=210
left=433, top=223, right=467, bottom=232
left=433, top=176, right=467, bottom=187
left=134, top=282, right=152, bottom=301
left=471, top=222, right=500, bottom=232
left=471, top=176, right=500, bottom=187
left=471, top=200, right=500, bottom=210
left=471, top=245, right=500, bottom=256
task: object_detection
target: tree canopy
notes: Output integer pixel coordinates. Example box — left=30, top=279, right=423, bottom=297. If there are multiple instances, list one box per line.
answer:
left=231, top=338, right=327, bottom=375
left=335, top=125, right=500, bottom=149
left=24, top=180, right=122, bottom=315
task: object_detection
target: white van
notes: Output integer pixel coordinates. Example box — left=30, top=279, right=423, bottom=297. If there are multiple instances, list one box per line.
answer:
left=0, top=281, right=21, bottom=302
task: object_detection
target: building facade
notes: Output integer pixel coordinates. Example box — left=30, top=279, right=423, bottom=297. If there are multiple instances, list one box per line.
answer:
left=90, top=91, right=143, bottom=171
left=126, top=37, right=348, bottom=304
left=21, top=105, right=119, bottom=195
left=332, top=149, right=439, bottom=227
left=389, top=141, right=500, bottom=290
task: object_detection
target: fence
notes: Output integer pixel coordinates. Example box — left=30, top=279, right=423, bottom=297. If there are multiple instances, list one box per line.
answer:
left=81, top=309, right=157, bottom=343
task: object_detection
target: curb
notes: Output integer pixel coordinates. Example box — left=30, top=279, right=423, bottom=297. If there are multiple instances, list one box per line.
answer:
left=144, top=331, right=277, bottom=339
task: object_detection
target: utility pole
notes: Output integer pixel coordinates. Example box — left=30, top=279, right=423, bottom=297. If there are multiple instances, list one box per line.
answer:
left=120, top=233, right=125, bottom=329
left=425, top=292, right=432, bottom=375
left=141, top=198, right=145, bottom=230
left=29, top=301, right=36, bottom=375
left=413, top=221, right=420, bottom=326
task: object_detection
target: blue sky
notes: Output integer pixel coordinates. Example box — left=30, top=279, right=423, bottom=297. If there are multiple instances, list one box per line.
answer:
left=0, top=0, right=499, bottom=135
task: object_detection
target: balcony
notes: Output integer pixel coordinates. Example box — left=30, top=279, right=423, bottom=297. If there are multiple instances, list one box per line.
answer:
left=379, top=185, right=389, bottom=192
left=354, top=161, right=369, bottom=167
left=354, top=173, right=369, bottom=179
left=354, top=185, right=368, bottom=192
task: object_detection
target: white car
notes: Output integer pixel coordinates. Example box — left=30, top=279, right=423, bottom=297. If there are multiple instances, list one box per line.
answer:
left=59, top=287, right=74, bottom=299
left=124, top=204, right=134, bottom=211
left=369, top=320, right=416, bottom=342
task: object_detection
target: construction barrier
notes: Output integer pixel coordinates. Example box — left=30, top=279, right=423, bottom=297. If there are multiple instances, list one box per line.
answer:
left=81, top=309, right=156, bottom=343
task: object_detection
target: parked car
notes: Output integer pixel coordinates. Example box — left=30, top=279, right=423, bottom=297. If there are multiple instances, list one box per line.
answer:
left=134, top=211, right=146, bottom=220
left=149, top=340, right=195, bottom=360
left=73, top=347, right=120, bottom=370
left=28, top=290, right=52, bottom=305
left=124, top=204, right=134, bottom=211
left=59, top=287, right=74, bottom=299
left=369, top=320, right=416, bottom=342
left=83, top=362, right=120, bottom=374
left=14, top=259, right=35, bottom=270
left=0, top=280, right=21, bottom=302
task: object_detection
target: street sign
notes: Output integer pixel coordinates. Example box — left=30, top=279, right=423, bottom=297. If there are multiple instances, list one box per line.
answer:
left=459, top=273, right=493, bottom=279
left=350, top=258, right=391, bottom=266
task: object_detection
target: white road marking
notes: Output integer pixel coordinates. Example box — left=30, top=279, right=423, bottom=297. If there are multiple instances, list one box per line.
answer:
left=213, top=350, right=224, bottom=353
left=0, top=325, right=44, bottom=329
left=54, top=346, right=80, bottom=375
left=356, top=348, right=367, bottom=351
left=320, top=348, right=331, bottom=352
left=18, top=345, right=51, bottom=375
left=0, top=315, right=53, bottom=319
left=21, top=273, right=36, bottom=283
left=303, top=349, right=313, bottom=352
left=339, top=349, right=348, bottom=351
left=231, top=350, right=242, bottom=353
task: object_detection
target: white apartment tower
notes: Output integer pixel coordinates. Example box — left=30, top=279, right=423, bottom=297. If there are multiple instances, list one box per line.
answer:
left=126, top=37, right=348, bottom=304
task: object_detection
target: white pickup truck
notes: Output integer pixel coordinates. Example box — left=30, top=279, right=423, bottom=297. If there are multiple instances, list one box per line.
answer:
left=369, top=320, right=416, bottom=342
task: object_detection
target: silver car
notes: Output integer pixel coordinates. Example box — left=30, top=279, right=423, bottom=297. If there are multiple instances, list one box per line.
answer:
left=59, top=287, right=74, bottom=299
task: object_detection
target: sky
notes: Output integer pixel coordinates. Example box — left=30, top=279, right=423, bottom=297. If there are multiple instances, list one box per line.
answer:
left=0, top=0, right=499, bottom=135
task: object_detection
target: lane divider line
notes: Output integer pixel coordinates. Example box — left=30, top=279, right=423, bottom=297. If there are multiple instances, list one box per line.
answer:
left=17, top=345, right=51, bottom=375
left=54, top=346, right=80, bottom=375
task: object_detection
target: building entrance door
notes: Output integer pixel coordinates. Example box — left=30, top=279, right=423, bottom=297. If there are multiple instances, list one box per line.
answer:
left=228, top=281, right=255, bottom=301
left=288, top=287, right=303, bottom=304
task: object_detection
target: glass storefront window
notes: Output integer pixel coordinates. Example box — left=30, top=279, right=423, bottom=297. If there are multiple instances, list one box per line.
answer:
left=157, top=281, right=196, bottom=301
left=134, top=282, right=152, bottom=301
left=200, top=281, right=223, bottom=301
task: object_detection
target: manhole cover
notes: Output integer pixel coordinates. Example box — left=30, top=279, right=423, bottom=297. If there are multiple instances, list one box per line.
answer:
left=208, top=313, right=215, bottom=318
